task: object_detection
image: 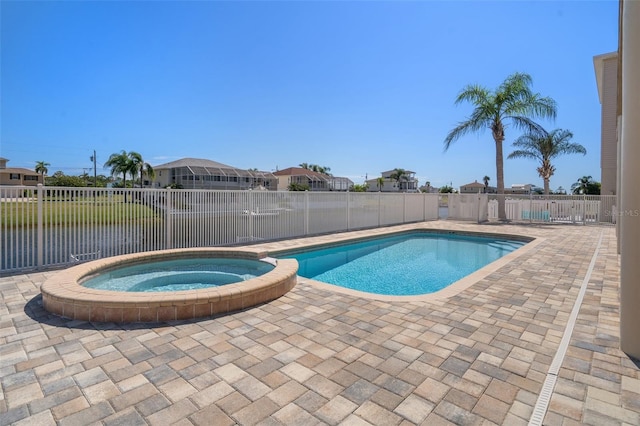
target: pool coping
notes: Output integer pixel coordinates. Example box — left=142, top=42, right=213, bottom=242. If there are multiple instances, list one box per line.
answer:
left=266, top=225, right=544, bottom=302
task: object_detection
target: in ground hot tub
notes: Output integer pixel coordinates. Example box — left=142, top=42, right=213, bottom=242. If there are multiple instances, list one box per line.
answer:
left=40, top=248, right=298, bottom=323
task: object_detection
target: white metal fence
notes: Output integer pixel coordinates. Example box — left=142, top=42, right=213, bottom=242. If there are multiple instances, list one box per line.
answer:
left=1, top=186, right=440, bottom=273
left=447, top=193, right=489, bottom=222
left=485, top=194, right=617, bottom=224
left=0, top=186, right=616, bottom=273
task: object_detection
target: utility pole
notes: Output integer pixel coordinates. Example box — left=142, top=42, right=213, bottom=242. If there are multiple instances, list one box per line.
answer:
left=89, top=151, right=98, bottom=185
left=90, top=150, right=97, bottom=203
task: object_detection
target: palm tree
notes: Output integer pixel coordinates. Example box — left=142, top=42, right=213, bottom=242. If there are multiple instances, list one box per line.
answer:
left=444, top=72, right=557, bottom=220
left=482, top=175, right=490, bottom=192
left=104, top=151, right=131, bottom=188
left=35, top=161, right=50, bottom=183
left=572, top=176, right=596, bottom=195
left=376, top=177, right=385, bottom=192
left=299, top=163, right=309, bottom=170
left=508, top=128, right=586, bottom=195
left=129, top=151, right=155, bottom=187
left=309, top=164, right=332, bottom=175
left=389, top=168, right=407, bottom=191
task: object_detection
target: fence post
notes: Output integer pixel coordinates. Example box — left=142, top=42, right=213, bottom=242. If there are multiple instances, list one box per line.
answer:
left=304, top=192, right=310, bottom=236
left=403, top=192, right=406, bottom=224
left=37, top=184, right=43, bottom=268
left=166, top=188, right=173, bottom=249
left=378, top=192, right=381, bottom=227
left=530, top=192, right=533, bottom=223
left=248, top=191, right=255, bottom=239
left=423, top=192, right=427, bottom=222
left=346, top=192, right=350, bottom=230
left=583, top=195, right=587, bottom=225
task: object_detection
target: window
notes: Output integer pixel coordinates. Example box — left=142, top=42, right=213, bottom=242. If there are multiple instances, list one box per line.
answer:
left=25, top=175, right=38, bottom=181
left=10, top=173, right=20, bottom=180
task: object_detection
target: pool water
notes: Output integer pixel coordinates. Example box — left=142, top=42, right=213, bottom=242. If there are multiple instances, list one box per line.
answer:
left=279, top=233, right=525, bottom=295
left=83, top=258, right=274, bottom=292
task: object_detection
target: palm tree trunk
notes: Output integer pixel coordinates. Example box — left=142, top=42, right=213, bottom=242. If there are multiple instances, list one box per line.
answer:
left=544, top=178, right=550, bottom=196
left=122, top=172, right=127, bottom=202
left=495, top=137, right=506, bottom=220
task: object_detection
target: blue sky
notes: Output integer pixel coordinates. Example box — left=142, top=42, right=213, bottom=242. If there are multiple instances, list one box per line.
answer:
left=1, top=1, right=618, bottom=191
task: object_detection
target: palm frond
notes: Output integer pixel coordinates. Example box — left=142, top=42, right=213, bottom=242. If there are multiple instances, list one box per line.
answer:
left=507, top=149, right=539, bottom=161
left=499, top=73, right=533, bottom=110
left=443, top=116, right=490, bottom=151
left=455, top=85, right=490, bottom=106
left=507, top=116, right=544, bottom=135
left=529, top=95, right=557, bottom=120
left=558, top=142, right=587, bottom=156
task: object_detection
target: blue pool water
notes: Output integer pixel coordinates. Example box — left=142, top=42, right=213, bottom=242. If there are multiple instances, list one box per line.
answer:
left=83, top=258, right=274, bottom=292
left=279, top=232, right=525, bottom=295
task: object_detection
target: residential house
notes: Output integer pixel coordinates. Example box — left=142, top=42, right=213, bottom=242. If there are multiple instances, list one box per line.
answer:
left=419, top=183, right=438, bottom=193
left=272, top=167, right=330, bottom=191
left=0, top=158, right=43, bottom=186
left=459, top=180, right=496, bottom=194
left=327, top=176, right=354, bottom=191
left=366, top=170, right=419, bottom=192
left=504, top=184, right=541, bottom=195
left=149, top=158, right=277, bottom=190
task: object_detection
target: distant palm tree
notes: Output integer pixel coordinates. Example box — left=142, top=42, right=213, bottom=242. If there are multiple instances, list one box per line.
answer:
left=299, top=163, right=309, bottom=170
left=444, top=72, right=557, bottom=219
left=309, top=164, right=331, bottom=175
left=482, top=175, right=490, bottom=192
left=508, top=128, right=586, bottom=195
left=376, top=177, right=385, bottom=191
left=571, top=176, right=598, bottom=195
left=35, top=161, right=50, bottom=182
left=389, top=168, right=407, bottom=191
left=129, top=151, right=155, bottom=187
left=104, top=151, right=132, bottom=188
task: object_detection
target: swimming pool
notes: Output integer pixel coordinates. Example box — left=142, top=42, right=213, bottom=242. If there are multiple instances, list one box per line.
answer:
left=278, top=232, right=526, bottom=296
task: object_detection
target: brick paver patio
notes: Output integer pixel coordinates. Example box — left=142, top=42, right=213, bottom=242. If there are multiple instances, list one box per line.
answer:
left=1, top=222, right=638, bottom=425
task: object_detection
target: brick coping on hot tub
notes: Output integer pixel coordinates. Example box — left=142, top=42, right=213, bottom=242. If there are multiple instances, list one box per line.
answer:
left=40, top=248, right=298, bottom=323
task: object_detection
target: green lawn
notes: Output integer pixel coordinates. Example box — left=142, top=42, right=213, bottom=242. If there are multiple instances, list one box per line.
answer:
left=1, top=196, right=161, bottom=228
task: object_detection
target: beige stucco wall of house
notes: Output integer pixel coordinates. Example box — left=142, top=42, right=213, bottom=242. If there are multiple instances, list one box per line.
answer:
left=275, top=176, right=290, bottom=191
left=594, top=52, right=619, bottom=196
left=153, top=169, right=172, bottom=188
left=0, top=170, right=43, bottom=186
left=619, top=0, right=640, bottom=360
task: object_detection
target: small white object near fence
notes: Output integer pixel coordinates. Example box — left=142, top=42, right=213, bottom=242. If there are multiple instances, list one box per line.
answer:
left=70, top=250, right=101, bottom=263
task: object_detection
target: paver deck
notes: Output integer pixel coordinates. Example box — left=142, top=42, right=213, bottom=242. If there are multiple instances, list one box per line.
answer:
left=1, top=222, right=638, bottom=425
